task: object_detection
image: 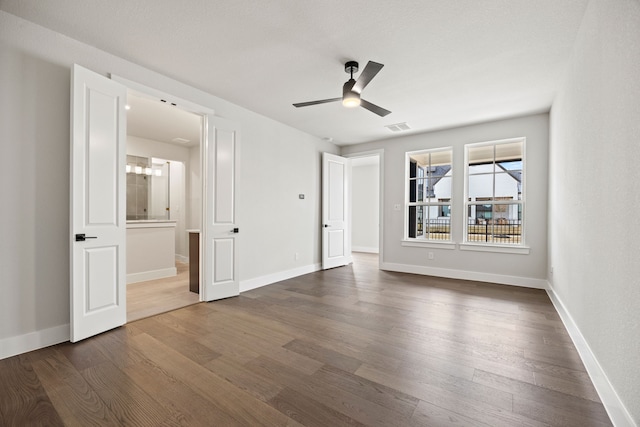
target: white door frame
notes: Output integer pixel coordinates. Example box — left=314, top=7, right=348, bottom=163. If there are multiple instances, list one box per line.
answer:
left=343, top=149, right=384, bottom=267
left=110, top=75, right=242, bottom=303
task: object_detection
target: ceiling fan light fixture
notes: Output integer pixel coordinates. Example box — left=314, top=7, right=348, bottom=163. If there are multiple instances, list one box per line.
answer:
left=342, top=92, right=361, bottom=108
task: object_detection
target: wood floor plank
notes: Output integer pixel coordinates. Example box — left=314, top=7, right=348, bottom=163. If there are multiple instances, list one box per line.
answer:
left=410, top=399, right=492, bottom=427
left=0, top=253, right=613, bottom=426
left=80, top=359, right=174, bottom=425
left=245, top=355, right=413, bottom=427
left=473, top=369, right=612, bottom=425
left=30, top=351, right=122, bottom=426
left=0, top=355, right=64, bottom=426
left=129, top=332, right=298, bottom=426
left=127, top=261, right=199, bottom=322
left=354, top=363, right=549, bottom=427
left=268, top=386, right=367, bottom=427
left=204, top=355, right=284, bottom=402
left=283, top=338, right=364, bottom=373
left=311, top=364, right=420, bottom=417
left=122, top=356, right=238, bottom=426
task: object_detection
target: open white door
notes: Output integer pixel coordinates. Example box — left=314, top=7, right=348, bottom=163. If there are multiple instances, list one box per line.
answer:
left=70, top=65, right=127, bottom=342
left=201, top=116, right=240, bottom=301
left=322, top=152, right=351, bottom=269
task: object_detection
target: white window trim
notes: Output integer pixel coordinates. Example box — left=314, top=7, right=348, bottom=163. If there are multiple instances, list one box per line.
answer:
left=463, top=137, right=526, bottom=248
left=404, top=146, right=454, bottom=242
left=459, top=242, right=530, bottom=254
left=401, top=239, right=456, bottom=250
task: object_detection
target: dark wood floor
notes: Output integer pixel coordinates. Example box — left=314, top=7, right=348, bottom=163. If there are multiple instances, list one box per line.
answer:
left=0, top=253, right=612, bottom=426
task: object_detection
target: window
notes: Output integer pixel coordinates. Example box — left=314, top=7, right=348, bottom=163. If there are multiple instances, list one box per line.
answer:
left=465, top=138, right=524, bottom=245
left=406, top=148, right=452, bottom=241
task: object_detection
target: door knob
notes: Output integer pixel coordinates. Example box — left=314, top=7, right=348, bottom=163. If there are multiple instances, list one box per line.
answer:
left=324, top=224, right=330, bottom=228
left=75, top=234, right=97, bottom=242
left=231, top=228, right=239, bottom=233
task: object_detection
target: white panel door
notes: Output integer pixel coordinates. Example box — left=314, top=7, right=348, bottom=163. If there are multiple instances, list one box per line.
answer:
left=202, top=116, right=240, bottom=301
left=70, top=64, right=127, bottom=342
left=322, top=153, right=351, bottom=269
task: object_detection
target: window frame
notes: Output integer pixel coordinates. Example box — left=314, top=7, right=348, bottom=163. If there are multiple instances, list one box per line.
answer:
left=462, top=137, right=529, bottom=254
left=403, top=147, right=455, bottom=249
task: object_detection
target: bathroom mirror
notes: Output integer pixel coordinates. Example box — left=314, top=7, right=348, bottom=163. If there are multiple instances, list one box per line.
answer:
left=126, top=155, right=170, bottom=220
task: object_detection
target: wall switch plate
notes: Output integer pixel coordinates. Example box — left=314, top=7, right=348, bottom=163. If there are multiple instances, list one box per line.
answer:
left=428, top=252, right=434, bottom=260
left=394, top=204, right=401, bottom=211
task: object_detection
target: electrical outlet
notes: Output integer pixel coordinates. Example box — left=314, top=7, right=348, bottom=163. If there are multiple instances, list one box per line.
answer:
left=295, top=252, right=299, bottom=261
left=428, top=252, right=434, bottom=260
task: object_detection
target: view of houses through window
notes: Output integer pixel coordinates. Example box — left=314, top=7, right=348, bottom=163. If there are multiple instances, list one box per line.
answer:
left=465, top=138, right=524, bottom=245
left=407, top=148, right=452, bottom=241
left=405, top=138, right=524, bottom=246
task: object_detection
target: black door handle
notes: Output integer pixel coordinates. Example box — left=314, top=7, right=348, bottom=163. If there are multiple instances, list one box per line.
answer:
left=324, top=224, right=330, bottom=228
left=232, top=228, right=239, bottom=233
left=75, top=234, right=97, bottom=242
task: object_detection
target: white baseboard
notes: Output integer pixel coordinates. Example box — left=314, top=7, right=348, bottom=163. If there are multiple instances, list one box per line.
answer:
left=175, top=254, right=188, bottom=263
left=352, top=246, right=379, bottom=254
left=240, top=263, right=322, bottom=293
left=546, top=284, right=637, bottom=427
left=127, top=267, right=177, bottom=284
left=0, top=324, right=69, bottom=361
left=380, top=261, right=547, bottom=289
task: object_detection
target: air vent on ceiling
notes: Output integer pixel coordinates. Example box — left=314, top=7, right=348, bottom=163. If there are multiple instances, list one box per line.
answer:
left=171, top=137, right=190, bottom=144
left=385, top=122, right=411, bottom=132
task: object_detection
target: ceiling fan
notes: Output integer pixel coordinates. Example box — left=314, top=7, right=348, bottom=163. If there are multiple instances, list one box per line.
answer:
left=293, top=61, right=391, bottom=117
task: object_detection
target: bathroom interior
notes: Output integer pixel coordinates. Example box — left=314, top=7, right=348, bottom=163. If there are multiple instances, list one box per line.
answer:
left=125, top=93, right=202, bottom=321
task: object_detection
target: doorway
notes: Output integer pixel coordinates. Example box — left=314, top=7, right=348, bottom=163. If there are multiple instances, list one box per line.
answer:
left=71, top=65, right=240, bottom=342
left=124, top=92, right=202, bottom=321
left=348, top=151, right=383, bottom=266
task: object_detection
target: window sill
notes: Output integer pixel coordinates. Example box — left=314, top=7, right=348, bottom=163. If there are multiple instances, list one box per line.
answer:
left=401, top=240, right=456, bottom=250
left=459, top=243, right=530, bottom=254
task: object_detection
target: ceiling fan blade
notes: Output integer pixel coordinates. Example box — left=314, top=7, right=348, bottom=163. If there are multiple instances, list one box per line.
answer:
left=360, top=99, right=391, bottom=117
left=293, top=98, right=341, bottom=108
left=352, top=61, right=384, bottom=93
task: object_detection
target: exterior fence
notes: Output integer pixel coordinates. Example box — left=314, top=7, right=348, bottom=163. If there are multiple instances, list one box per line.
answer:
left=467, top=219, right=521, bottom=244
left=418, top=219, right=522, bottom=244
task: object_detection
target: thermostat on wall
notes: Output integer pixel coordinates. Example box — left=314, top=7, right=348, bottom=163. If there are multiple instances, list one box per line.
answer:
left=299, top=194, right=305, bottom=199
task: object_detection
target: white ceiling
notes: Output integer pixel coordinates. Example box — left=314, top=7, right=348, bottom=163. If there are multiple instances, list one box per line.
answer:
left=0, top=0, right=589, bottom=146
left=126, top=94, right=202, bottom=147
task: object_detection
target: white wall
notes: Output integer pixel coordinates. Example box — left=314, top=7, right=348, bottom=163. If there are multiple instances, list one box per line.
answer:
left=127, top=136, right=190, bottom=258
left=0, top=11, right=337, bottom=358
left=342, top=114, right=549, bottom=287
left=549, top=0, right=640, bottom=424
left=351, top=158, right=379, bottom=253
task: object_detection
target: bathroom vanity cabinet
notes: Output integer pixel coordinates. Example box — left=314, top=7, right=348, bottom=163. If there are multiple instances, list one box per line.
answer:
left=126, top=221, right=177, bottom=284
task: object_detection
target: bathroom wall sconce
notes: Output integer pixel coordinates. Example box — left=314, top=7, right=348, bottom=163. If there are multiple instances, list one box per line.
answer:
left=135, top=165, right=143, bottom=174
left=145, top=167, right=152, bottom=176
left=126, top=164, right=131, bottom=173
left=154, top=169, right=162, bottom=177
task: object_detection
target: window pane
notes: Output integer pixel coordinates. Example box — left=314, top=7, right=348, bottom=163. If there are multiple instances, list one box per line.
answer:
left=494, top=172, right=520, bottom=199
left=406, top=148, right=453, bottom=241
left=426, top=216, right=450, bottom=240
left=495, top=141, right=522, bottom=162
left=468, top=174, right=493, bottom=200
left=467, top=203, right=522, bottom=244
left=468, top=145, right=493, bottom=164
left=416, top=178, right=426, bottom=202
left=427, top=175, right=451, bottom=201
left=468, top=163, right=493, bottom=175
